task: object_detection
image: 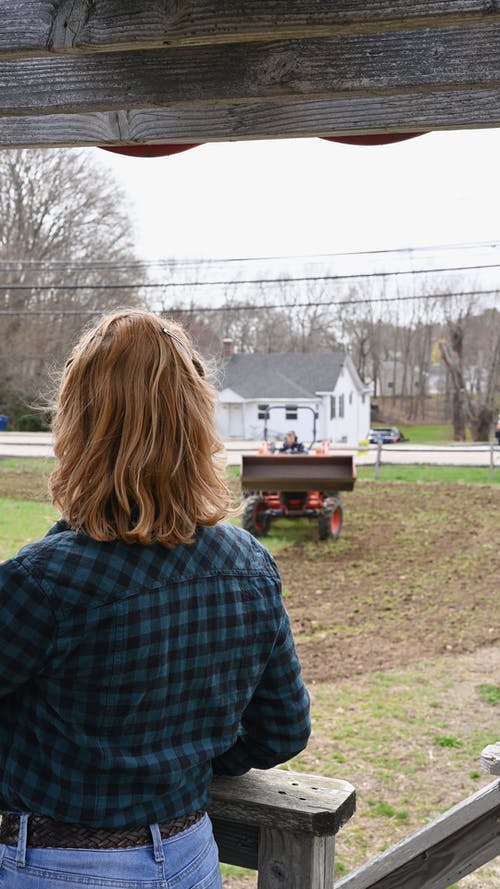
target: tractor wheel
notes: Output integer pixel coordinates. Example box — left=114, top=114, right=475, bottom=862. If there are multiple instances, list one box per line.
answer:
left=318, top=496, right=343, bottom=540
left=242, top=495, right=269, bottom=537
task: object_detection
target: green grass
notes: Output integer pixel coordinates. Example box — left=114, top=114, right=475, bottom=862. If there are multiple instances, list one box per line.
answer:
left=434, top=736, right=463, bottom=749
left=0, top=457, right=55, bottom=473
left=0, top=498, right=59, bottom=560
left=250, top=517, right=314, bottom=555
left=356, top=464, right=500, bottom=484
left=367, top=801, right=409, bottom=820
left=219, top=864, right=254, bottom=880
left=396, top=424, right=462, bottom=444
left=304, top=656, right=498, bottom=871
left=378, top=423, right=479, bottom=444
left=477, top=684, right=500, bottom=706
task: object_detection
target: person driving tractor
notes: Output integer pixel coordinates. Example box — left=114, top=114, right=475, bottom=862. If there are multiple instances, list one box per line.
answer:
left=280, top=430, right=305, bottom=453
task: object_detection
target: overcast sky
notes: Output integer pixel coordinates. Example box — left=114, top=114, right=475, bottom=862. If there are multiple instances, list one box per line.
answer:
left=94, top=128, right=500, bottom=272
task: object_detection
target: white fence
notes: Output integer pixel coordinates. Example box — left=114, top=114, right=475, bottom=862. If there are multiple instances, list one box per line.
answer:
left=362, top=442, right=500, bottom=481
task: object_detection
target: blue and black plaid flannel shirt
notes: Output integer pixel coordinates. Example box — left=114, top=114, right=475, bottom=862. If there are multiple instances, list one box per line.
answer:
left=0, top=520, right=310, bottom=827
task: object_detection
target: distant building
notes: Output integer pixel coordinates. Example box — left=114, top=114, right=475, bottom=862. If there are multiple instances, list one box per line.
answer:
left=376, top=359, right=407, bottom=397
left=217, top=346, right=370, bottom=446
left=372, top=359, right=447, bottom=397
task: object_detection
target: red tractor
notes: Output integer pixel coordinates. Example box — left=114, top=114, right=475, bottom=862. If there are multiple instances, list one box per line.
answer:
left=241, top=446, right=355, bottom=540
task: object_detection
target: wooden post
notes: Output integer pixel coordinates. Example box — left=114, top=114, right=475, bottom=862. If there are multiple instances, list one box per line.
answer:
left=257, top=828, right=336, bottom=889
left=481, top=741, right=500, bottom=776
left=209, top=768, right=356, bottom=889
left=488, top=442, right=495, bottom=483
left=375, top=442, right=382, bottom=479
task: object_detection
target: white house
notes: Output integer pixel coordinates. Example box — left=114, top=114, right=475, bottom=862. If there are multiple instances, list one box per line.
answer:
left=216, top=349, right=370, bottom=447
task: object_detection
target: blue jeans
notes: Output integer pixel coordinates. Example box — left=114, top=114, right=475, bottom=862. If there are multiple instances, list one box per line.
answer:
left=0, top=813, right=222, bottom=888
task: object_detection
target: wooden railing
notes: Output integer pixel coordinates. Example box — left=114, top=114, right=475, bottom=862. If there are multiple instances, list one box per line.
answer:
left=335, top=743, right=500, bottom=889
left=209, top=768, right=356, bottom=888
left=209, top=744, right=500, bottom=888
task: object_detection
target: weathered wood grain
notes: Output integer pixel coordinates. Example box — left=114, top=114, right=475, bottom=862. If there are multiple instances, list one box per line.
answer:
left=481, top=742, right=500, bottom=775
left=0, top=1, right=57, bottom=56
left=1, top=1, right=500, bottom=57
left=336, top=780, right=500, bottom=889
left=208, top=821, right=336, bottom=887
left=1, top=25, right=500, bottom=119
left=257, top=828, right=335, bottom=889
left=210, top=769, right=355, bottom=837
left=3, top=85, right=500, bottom=149
left=210, top=818, right=259, bottom=870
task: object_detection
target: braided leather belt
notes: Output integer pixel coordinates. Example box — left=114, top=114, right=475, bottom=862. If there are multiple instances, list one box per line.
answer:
left=0, top=811, right=205, bottom=849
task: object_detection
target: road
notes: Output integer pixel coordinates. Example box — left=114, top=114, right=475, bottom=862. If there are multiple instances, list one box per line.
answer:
left=0, top=432, right=54, bottom=458
left=1, top=433, right=499, bottom=468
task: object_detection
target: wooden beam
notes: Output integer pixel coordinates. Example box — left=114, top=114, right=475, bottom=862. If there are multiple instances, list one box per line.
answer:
left=1, top=25, right=500, bottom=119
left=2, top=89, right=500, bottom=148
left=210, top=769, right=356, bottom=837
left=2, top=1, right=500, bottom=57
left=336, top=780, right=500, bottom=889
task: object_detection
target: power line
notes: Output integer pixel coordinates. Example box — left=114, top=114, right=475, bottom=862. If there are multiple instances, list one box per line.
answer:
left=0, top=239, right=498, bottom=270
left=0, top=287, right=498, bottom=315
left=2, top=263, right=500, bottom=291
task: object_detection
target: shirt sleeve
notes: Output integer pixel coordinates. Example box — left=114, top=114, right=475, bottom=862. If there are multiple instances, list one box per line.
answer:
left=0, top=557, right=56, bottom=697
left=212, top=606, right=311, bottom=775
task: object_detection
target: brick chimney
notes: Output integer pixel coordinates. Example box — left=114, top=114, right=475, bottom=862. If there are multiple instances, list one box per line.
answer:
left=222, top=337, right=234, bottom=358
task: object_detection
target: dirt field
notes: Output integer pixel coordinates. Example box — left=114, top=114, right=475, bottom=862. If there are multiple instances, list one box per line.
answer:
left=279, top=480, right=499, bottom=683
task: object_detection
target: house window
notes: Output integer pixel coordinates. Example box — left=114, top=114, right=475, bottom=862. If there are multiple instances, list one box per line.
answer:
left=285, top=405, right=298, bottom=420
left=388, top=381, right=394, bottom=389
left=330, top=396, right=336, bottom=419
left=349, top=391, right=353, bottom=404
left=339, top=394, right=345, bottom=418
left=258, top=404, right=269, bottom=420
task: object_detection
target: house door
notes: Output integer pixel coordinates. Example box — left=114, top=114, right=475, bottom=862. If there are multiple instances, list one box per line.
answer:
left=227, top=404, right=244, bottom=437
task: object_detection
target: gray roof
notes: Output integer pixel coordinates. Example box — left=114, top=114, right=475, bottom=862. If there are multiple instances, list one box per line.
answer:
left=220, top=352, right=346, bottom=398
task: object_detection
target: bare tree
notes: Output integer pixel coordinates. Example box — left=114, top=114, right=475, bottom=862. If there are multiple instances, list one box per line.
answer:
left=0, top=148, right=146, bottom=423
left=438, top=295, right=500, bottom=441
left=336, top=281, right=389, bottom=390
left=183, top=276, right=343, bottom=356
left=439, top=320, right=468, bottom=440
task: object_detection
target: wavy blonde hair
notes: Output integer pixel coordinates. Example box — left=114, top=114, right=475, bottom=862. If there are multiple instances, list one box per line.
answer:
left=50, top=309, right=232, bottom=547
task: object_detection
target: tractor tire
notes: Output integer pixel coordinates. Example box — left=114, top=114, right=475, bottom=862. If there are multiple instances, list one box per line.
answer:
left=318, top=496, right=343, bottom=540
left=242, top=495, right=269, bottom=537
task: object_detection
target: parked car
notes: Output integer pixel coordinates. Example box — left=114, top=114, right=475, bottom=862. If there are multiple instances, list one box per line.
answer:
left=368, top=426, right=407, bottom=444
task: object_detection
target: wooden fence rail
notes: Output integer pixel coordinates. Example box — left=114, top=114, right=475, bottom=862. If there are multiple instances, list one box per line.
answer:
left=335, top=743, right=500, bottom=889
left=209, top=768, right=356, bottom=889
